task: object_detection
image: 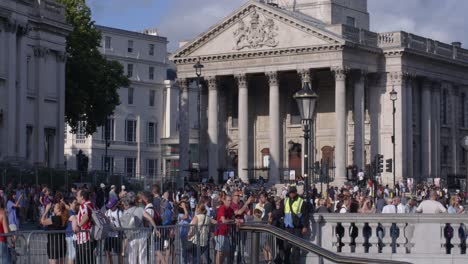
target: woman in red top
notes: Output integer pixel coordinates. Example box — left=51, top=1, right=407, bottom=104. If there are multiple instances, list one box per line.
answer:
left=0, top=198, right=10, bottom=263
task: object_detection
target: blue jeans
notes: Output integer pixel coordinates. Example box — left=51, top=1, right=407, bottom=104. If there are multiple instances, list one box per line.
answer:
left=0, top=242, right=11, bottom=264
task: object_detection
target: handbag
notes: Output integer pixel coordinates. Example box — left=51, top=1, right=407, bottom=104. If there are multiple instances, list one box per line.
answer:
left=188, top=214, right=209, bottom=246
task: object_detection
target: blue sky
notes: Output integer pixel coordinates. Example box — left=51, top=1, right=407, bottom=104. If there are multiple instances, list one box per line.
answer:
left=88, top=0, right=468, bottom=52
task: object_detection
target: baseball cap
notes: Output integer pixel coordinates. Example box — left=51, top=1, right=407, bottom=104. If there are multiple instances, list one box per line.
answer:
left=106, top=197, right=119, bottom=209
left=100, top=183, right=105, bottom=188
left=111, top=185, right=116, bottom=189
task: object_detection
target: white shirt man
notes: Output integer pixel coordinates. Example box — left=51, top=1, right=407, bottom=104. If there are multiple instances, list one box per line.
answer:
left=382, top=197, right=405, bottom=214
left=416, top=191, right=447, bottom=214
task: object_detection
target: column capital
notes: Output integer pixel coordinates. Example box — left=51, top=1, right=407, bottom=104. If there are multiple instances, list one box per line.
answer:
left=266, top=71, right=278, bottom=86
left=332, top=66, right=349, bottom=81
left=206, top=76, right=217, bottom=91
left=440, top=81, right=453, bottom=90
left=56, top=51, right=67, bottom=63
left=33, top=46, right=50, bottom=58
left=235, top=73, right=248, bottom=88
left=432, top=81, right=442, bottom=93
left=389, top=71, right=415, bottom=85
left=176, top=78, right=189, bottom=91
left=297, top=69, right=311, bottom=83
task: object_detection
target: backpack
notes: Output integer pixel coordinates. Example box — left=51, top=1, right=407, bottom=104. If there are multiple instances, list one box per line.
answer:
left=86, top=204, right=112, bottom=240
left=145, top=204, right=162, bottom=226
left=121, top=207, right=146, bottom=240
left=121, top=207, right=143, bottom=229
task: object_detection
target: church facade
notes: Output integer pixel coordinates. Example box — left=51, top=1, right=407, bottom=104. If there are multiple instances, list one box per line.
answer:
left=171, top=0, right=468, bottom=187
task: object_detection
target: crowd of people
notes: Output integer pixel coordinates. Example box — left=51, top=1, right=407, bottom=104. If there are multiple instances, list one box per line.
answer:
left=0, top=177, right=465, bottom=264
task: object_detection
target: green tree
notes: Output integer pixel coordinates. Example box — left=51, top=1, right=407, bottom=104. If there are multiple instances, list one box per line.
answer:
left=58, top=0, right=129, bottom=135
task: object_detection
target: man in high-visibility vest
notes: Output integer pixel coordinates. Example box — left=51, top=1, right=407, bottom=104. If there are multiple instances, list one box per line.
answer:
left=283, top=186, right=309, bottom=263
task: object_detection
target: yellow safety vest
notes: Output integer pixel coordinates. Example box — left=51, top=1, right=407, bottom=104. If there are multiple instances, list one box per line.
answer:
left=284, top=197, right=303, bottom=215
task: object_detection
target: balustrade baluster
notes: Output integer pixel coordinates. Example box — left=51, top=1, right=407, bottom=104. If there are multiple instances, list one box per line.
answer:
left=382, top=223, right=393, bottom=254
left=396, top=223, right=407, bottom=254
left=354, top=223, right=366, bottom=254
left=341, top=222, right=352, bottom=253
left=404, top=224, right=415, bottom=254
left=452, top=223, right=462, bottom=255
left=368, top=223, right=379, bottom=254
left=440, top=223, right=448, bottom=254
left=331, top=223, right=339, bottom=252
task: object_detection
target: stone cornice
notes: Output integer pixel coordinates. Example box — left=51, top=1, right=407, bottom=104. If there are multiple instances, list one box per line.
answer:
left=383, top=48, right=468, bottom=69
left=173, top=44, right=345, bottom=65
left=172, top=1, right=344, bottom=62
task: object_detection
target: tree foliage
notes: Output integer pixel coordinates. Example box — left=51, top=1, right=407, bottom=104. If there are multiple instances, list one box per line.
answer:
left=58, top=0, right=129, bottom=135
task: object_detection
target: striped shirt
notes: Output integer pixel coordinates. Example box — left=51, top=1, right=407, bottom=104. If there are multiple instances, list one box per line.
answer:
left=77, top=201, right=94, bottom=244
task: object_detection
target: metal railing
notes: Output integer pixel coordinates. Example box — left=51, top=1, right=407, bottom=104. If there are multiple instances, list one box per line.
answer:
left=0, top=223, right=411, bottom=264
left=240, top=223, right=411, bottom=264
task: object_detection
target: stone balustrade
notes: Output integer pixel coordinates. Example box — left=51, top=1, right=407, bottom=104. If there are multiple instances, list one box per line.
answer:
left=313, top=214, right=468, bottom=264
left=377, top=31, right=468, bottom=64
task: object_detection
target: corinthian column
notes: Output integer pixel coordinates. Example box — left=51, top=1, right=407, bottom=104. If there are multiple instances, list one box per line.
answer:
left=5, top=22, right=17, bottom=158
left=353, top=71, right=366, bottom=171
left=236, top=74, right=249, bottom=183
left=421, top=79, right=432, bottom=179
left=333, top=67, right=348, bottom=186
left=177, top=78, right=189, bottom=188
left=267, top=71, right=280, bottom=185
left=206, top=76, right=219, bottom=181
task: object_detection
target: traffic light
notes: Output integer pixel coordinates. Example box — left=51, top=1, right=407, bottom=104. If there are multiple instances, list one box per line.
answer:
left=386, top=159, right=393, bottom=173
left=377, top=154, right=384, bottom=173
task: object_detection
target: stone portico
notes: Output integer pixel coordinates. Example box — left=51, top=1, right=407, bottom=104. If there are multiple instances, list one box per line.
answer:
left=171, top=0, right=468, bottom=186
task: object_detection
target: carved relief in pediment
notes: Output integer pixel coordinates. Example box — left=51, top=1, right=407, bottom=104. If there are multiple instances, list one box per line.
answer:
left=233, top=10, right=279, bottom=50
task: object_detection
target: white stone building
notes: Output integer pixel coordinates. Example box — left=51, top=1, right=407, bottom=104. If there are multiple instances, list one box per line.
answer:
left=171, top=0, right=468, bottom=186
left=64, top=26, right=168, bottom=180
left=0, top=0, right=70, bottom=168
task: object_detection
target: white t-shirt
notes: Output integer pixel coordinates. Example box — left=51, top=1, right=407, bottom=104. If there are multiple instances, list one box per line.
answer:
left=416, top=200, right=447, bottom=214
left=105, top=209, right=122, bottom=237
left=358, top=172, right=364, bottom=181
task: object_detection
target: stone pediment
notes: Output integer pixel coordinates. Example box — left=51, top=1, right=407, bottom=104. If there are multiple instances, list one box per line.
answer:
left=171, top=1, right=345, bottom=63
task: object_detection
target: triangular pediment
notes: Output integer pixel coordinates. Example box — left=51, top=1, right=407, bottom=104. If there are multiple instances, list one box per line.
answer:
left=172, top=1, right=345, bottom=60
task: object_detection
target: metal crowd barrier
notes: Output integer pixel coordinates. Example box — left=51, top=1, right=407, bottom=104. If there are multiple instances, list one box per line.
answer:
left=0, top=223, right=257, bottom=264
left=0, top=223, right=409, bottom=264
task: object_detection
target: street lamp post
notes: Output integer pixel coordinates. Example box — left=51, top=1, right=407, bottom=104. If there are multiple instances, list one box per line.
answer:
left=390, top=87, right=398, bottom=188
left=194, top=59, right=204, bottom=181
left=294, top=80, right=318, bottom=195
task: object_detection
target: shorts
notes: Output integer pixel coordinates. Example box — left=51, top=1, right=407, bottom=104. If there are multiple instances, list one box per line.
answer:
left=104, top=237, right=122, bottom=254
left=9, top=225, right=17, bottom=232
left=66, top=237, right=76, bottom=260
left=215, top=235, right=231, bottom=252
